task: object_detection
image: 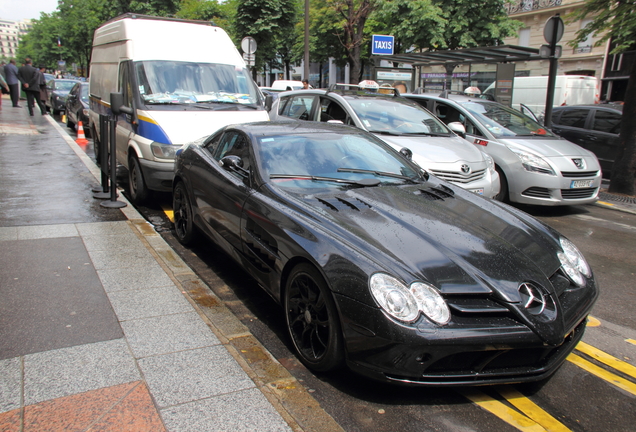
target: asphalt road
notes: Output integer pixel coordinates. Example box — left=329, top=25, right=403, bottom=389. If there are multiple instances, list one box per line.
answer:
left=62, top=117, right=636, bottom=432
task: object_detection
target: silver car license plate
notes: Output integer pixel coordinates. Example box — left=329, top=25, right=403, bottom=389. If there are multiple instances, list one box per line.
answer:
left=570, top=180, right=593, bottom=188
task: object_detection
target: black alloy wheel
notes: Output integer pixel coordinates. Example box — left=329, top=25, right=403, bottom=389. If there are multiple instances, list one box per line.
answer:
left=173, top=181, right=196, bottom=245
left=128, top=154, right=150, bottom=204
left=494, top=166, right=509, bottom=202
left=284, top=264, right=343, bottom=372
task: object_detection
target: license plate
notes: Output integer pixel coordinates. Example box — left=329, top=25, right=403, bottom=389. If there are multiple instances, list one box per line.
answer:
left=570, top=180, right=593, bottom=188
left=470, top=188, right=484, bottom=195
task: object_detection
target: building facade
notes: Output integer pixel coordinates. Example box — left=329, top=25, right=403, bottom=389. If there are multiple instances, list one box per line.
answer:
left=0, top=18, right=31, bottom=61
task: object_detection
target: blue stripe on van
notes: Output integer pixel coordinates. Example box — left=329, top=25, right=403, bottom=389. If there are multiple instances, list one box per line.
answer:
left=137, top=118, right=172, bottom=144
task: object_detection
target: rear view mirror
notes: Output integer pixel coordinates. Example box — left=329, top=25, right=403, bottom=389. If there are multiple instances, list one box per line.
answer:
left=264, top=94, right=273, bottom=112
left=447, top=122, right=466, bottom=138
left=399, top=147, right=413, bottom=160
left=110, top=92, right=134, bottom=116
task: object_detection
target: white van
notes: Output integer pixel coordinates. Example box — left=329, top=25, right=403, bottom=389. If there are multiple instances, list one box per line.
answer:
left=270, top=80, right=309, bottom=91
left=483, top=75, right=599, bottom=117
left=89, top=14, right=269, bottom=203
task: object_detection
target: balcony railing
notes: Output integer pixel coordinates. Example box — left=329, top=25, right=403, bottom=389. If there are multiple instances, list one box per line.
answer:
left=506, top=0, right=563, bottom=14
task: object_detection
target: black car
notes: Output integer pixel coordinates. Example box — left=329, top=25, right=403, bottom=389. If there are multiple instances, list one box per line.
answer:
left=65, top=82, right=90, bottom=134
left=46, top=79, right=80, bottom=114
left=173, top=121, right=598, bottom=386
left=551, top=104, right=622, bottom=178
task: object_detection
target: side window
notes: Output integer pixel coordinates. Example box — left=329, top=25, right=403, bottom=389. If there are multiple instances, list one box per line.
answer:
left=279, top=95, right=315, bottom=120
left=320, top=98, right=348, bottom=123
left=214, top=132, right=252, bottom=181
left=465, top=119, right=485, bottom=137
left=118, top=61, right=134, bottom=109
left=435, top=103, right=462, bottom=124
left=591, top=110, right=621, bottom=134
left=556, top=109, right=589, bottom=128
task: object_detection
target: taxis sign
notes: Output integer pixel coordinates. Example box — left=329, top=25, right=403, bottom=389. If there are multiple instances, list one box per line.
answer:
left=372, top=35, right=394, bottom=55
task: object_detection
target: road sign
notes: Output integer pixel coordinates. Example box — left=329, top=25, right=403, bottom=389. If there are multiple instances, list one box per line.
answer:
left=539, top=44, right=562, bottom=58
left=241, top=37, right=257, bottom=54
left=544, top=15, right=564, bottom=45
left=243, top=53, right=255, bottom=67
left=371, top=35, right=394, bottom=55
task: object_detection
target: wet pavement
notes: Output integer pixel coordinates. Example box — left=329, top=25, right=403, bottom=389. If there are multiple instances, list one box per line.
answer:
left=0, top=99, right=342, bottom=431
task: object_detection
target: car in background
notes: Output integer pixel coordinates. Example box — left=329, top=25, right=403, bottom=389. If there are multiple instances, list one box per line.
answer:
left=46, top=78, right=80, bottom=114
left=270, top=80, right=310, bottom=91
left=172, top=121, right=598, bottom=386
left=43, top=73, right=55, bottom=82
left=269, top=83, right=500, bottom=199
left=65, top=82, right=90, bottom=135
left=404, top=92, right=602, bottom=206
left=550, top=104, right=622, bottom=178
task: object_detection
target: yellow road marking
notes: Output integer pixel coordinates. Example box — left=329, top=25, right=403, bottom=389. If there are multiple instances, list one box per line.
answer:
left=627, top=339, right=636, bottom=346
left=575, top=341, right=636, bottom=379
left=495, top=386, right=570, bottom=432
left=161, top=205, right=174, bottom=223
left=567, top=353, right=636, bottom=396
left=596, top=201, right=615, bottom=206
left=586, top=316, right=601, bottom=327
left=459, top=388, right=548, bottom=432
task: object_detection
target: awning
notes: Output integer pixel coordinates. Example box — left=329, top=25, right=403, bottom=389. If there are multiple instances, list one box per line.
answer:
left=377, top=45, right=542, bottom=67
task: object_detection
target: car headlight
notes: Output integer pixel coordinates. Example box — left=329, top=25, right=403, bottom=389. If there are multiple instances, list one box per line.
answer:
left=557, top=237, right=591, bottom=287
left=507, top=146, right=555, bottom=175
left=151, top=142, right=182, bottom=160
left=370, top=273, right=450, bottom=324
left=482, top=152, right=496, bottom=174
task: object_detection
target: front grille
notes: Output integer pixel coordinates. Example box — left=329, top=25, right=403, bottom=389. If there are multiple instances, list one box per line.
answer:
left=561, top=188, right=597, bottom=199
left=429, top=168, right=486, bottom=184
left=561, top=170, right=599, bottom=178
left=522, top=187, right=551, bottom=198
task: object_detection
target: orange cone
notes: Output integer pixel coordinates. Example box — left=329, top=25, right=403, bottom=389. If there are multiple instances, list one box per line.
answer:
left=76, top=121, right=89, bottom=146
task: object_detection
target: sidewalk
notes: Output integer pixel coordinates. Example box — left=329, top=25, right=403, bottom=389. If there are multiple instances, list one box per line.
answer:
left=0, top=101, right=342, bottom=431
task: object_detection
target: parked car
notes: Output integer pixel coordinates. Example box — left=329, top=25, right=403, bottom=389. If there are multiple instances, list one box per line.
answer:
left=46, top=79, right=79, bottom=114
left=404, top=92, right=602, bottom=206
left=550, top=104, right=622, bottom=178
left=173, top=121, right=598, bottom=385
left=270, top=80, right=310, bottom=91
left=65, top=82, right=90, bottom=135
left=269, top=83, right=500, bottom=199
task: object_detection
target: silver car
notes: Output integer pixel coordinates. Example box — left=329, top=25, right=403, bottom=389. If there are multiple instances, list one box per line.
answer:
left=404, top=93, right=602, bottom=206
left=269, top=85, right=500, bottom=198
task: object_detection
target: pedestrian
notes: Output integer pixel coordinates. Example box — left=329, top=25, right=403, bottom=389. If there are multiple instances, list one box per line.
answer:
left=302, top=79, right=309, bottom=89
left=4, top=59, right=21, bottom=107
left=17, top=58, right=46, bottom=116
left=38, top=65, right=49, bottom=110
left=0, top=73, right=9, bottom=107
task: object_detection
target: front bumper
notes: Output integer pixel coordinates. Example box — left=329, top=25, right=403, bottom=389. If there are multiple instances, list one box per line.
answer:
left=138, top=158, right=175, bottom=192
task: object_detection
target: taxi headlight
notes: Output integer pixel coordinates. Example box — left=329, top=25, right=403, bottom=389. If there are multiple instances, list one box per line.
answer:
left=507, top=146, right=555, bottom=175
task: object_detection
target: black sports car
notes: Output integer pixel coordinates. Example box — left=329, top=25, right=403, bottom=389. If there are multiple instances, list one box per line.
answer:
left=173, top=121, right=598, bottom=386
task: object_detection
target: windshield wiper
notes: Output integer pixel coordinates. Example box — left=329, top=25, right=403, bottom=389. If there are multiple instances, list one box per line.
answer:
left=367, top=130, right=403, bottom=136
left=269, top=174, right=381, bottom=187
left=400, top=132, right=449, bottom=136
left=336, top=168, right=421, bottom=184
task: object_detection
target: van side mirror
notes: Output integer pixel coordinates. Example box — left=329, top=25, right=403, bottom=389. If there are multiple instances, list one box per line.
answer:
left=264, top=94, right=273, bottom=112
left=447, top=122, right=466, bottom=138
left=110, top=92, right=134, bottom=116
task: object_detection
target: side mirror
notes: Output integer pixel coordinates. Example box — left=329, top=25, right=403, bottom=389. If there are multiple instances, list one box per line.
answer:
left=110, top=92, right=134, bottom=116
left=447, top=122, right=466, bottom=138
left=220, top=155, right=243, bottom=169
left=264, top=94, right=273, bottom=112
left=399, top=147, right=413, bottom=160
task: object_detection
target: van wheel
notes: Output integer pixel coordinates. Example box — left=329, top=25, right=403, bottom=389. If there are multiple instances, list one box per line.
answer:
left=494, top=167, right=509, bottom=203
left=128, top=155, right=150, bottom=204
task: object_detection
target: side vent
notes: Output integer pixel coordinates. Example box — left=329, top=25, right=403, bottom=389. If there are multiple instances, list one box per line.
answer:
left=317, top=197, right=361, bottom=211
left=417, top=185, right=455, bottom=200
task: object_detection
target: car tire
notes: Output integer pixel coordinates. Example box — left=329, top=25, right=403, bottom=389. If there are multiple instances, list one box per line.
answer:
left=66, top=112, right=75, bottom=129
left=128, top=154, right=150, bottom=205
left=494, top=166, right=509, bottom=203
left=51, top=98, right=58, bottom=115
left=173, top=181, right=196, bottom=245
left=284, top=263, right=344, bottom=372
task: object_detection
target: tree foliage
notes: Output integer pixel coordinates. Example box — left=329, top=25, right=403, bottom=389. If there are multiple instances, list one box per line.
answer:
left=568, top=0, right=636, bottom=195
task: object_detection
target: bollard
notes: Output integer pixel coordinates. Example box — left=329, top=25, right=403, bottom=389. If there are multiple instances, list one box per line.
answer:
left=100, top=113, right=127, bottom=209
left=92, top=115, right=111, bottom=198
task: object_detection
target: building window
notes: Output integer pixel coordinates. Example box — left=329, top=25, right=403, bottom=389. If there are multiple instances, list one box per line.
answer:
left=519, top=28, right=531, bottom=47
left=575, top=19, right=594, bottom=54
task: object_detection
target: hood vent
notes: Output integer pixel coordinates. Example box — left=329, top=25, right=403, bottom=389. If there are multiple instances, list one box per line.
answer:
left=417, top=185, right=455, bottom=201
left=317, top=196, right=364, bottom=212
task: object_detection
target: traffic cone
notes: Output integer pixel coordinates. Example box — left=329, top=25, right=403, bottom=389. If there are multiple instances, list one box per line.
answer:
left=75, top=121, right=89, bottom=146
left=61, top=112, right=67, bottom=123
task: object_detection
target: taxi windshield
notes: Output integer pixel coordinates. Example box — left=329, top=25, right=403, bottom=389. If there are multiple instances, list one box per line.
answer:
left=460, top=101, right=555, bottom=138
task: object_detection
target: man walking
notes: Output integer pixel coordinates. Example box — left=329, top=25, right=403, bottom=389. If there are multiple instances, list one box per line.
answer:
left=4, top=59, right=20, bottom=107
left=17, top=58, right=46, bottom=116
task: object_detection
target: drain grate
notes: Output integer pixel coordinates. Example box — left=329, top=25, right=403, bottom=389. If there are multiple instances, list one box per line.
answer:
left=599, top=191, right=636, bottom=204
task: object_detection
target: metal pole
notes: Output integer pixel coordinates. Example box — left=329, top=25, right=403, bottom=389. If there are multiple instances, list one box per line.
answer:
left=304, top=0, right=309, bottom=81
left=100, top=115, right=126, bottom=208
left=544, top=16, right=560, bottom=128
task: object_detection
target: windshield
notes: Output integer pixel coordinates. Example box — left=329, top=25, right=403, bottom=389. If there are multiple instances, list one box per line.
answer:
left=134, top=60, right=261, bottom=106
left=460, top=101, right=555, bottom=137
left=55, top=81, right=78, bottom=91
left=347, top=97, right=450, bottom=135
left=257, top=132, right=422, bottom=190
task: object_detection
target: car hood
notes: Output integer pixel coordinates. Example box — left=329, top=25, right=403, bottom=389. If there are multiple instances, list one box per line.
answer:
left=499, top=136, right=594, bottom=158
left=377, top=134, right=485, bottom=164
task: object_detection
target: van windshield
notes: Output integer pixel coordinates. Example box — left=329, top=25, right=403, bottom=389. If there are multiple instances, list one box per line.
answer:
left=460, top=101, right=555, bottom=138
left=135, top=61, right=261, bottom=106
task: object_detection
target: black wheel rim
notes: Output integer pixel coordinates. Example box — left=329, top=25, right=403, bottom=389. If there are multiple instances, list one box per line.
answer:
left=129, top=161, right=139, bottom=196
left=287, top=273, right=330, bottom=362
left=173, top=186, right=189, bottom=240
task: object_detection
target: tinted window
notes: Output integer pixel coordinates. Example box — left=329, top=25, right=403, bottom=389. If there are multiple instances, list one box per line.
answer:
left=278, top=95, right=315, bottom=120
left=592, top=110, right=621, bottom=134
left=556, top=109, right=589, bottom=128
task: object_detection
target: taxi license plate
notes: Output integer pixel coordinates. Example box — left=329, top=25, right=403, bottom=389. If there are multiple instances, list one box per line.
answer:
left=471, top=188, right=484, bottom=195
left=570, top=180, right=593, bottom=188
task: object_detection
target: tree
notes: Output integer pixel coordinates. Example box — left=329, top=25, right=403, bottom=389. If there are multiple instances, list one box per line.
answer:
left=569, top=0, right=636, bottom=195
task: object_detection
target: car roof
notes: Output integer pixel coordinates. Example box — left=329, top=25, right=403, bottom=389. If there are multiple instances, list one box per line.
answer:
left=227, top=120, right=363, bottom=137
left=553, top=104, right=623, bottom=112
